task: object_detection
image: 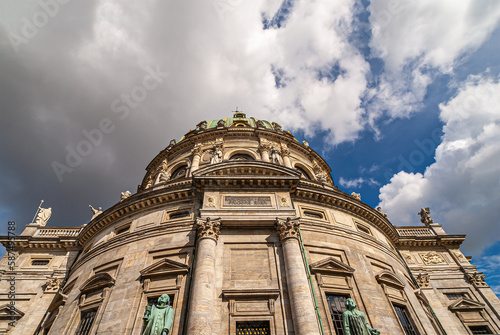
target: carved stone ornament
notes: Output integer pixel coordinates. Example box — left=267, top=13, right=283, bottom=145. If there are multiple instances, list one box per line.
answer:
left=421, top=251, right=446, bottom=265
left=404, top=253, right=415, bottom=264
left=350, top=192, right=361, bottom=200
left=206, top=195, right=216, bottom=207
left=275, top=217, right=300, bottom=242
left=416, top=272, right=430, bottom=288
left=281, top=145, right=290, bottom=157
left=120, top=190, right=131, bottom=201
left=169, top=139, right=177, bottom=146
left=196, top=217, right=222, bottom=240
left=466, top=272, right=487, bottom=287
left=145, top=175, right=153, bottom=189
left=272, top=122, right=282, bottom=131
left=158, top=171, right=170, bottom=183
left=256, top=120, right=265, bottom=128
left=302, top=140, right=309, bottom=148
left=454, top=251, right=468, bottom=263
left=45, top=277, right=63, bottom=292
left=197, top=120, right=207, bottom=130
left=418, top=207, right=434, bottom=225
left=217, top=119, right=226, bottom=127
left=192, top=144, right=202, bottom=156
left=279, top=196, right=290, bottom=207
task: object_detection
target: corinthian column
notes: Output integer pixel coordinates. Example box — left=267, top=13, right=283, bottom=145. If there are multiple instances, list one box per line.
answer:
left=281, top=146, right=292, bottom=168
left=276, top=217, right=320, bottom=335
left=186, top=217, right=221, bottom=335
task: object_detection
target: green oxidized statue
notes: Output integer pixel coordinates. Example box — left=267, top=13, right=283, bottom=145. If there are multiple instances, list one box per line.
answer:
left=142, top=294, right=174, bottom=335
left=342, top=298, right=380, bottom=335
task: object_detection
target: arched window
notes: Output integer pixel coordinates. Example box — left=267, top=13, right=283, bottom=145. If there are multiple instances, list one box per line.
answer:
left=170, top=165, right=188, bottom=180
left=296, top=166, right=311, bottom=180
left=229, top=154, right=255, bottom=161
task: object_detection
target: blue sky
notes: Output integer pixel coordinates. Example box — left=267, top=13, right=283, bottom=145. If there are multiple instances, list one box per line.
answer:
left=0, top=0, right=499, bottom=294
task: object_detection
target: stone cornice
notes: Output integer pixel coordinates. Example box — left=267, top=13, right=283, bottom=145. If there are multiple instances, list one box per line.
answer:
left=78, top=181, right=197, bottom=244
left=396, top=235, right=466, bottom=247
left=293, top=182, right=399, bottom=242
left=193, top=161, right=301, bottom=191
left=0, top=235, right=78, bottom=250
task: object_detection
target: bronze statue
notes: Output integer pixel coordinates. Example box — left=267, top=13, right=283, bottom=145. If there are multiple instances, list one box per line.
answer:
left=142, top=294, right=174, bottom=335
left=342, top=298, right=380, bottom=335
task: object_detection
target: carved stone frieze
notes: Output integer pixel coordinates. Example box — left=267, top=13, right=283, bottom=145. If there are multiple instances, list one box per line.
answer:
left=420, top=251, right=446, bottom=265
left=196, top=217, right=221, bottom=241
left=403, top=253, right=415, bottom=264
left=275, top=217, right=300, bottom=242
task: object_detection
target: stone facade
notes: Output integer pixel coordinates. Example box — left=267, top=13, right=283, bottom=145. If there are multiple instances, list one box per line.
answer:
left=0, top=112, right=499, bottom=335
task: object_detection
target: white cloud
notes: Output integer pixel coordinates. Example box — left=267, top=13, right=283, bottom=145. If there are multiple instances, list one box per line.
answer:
left=339, top=177, right=380, bottom=189
left=368, top=0, right=500, bottom=118
left=378, top=74, right=500, bottom=255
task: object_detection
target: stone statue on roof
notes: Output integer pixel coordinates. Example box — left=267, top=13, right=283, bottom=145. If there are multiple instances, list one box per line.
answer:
left=342, top=298, right=380, bottom=335
left=418, top=207, right=433, bottom=225
left=34, top=207, right=52, bottom=226
left=89, top=205, right=102, bottom=220
left=142, top=294, right=174, bottom=335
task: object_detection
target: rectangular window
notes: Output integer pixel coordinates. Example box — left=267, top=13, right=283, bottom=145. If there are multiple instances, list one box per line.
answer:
left=32, top=260, right=50, bottom=266
left=469, top=325, right=492, bottom=334
left=393, top=304, right=420, bottom=335
left=236, top=321, right=270, bottom=335
left=75, top=308, right=98, bottom=335
left=326, top=294, right=348, bottom=335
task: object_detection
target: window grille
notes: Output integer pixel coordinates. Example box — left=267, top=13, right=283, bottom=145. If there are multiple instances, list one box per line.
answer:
left=32, top=260, right=50, bottom=266
left=393, top=304, right=420, bottom=335
left=236, top=321, right=270, bottom=335
left=229, top=154, right=255, bottom=161
left=469, top=325, right=492, bottom=334
left=170, top=212, right=190, bottom=220
left=75, top=308, right=98, bottom=335
left=326, top=294, right=348, bottom=335
left=357, top=225, right=371, bottom=235
left=445, top=293, right=465, bottom=300
left=304, top=211, right=324, bottom=219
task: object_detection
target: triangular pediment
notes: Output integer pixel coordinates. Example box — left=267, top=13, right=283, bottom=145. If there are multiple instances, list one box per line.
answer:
left=310, top=257, right=355, bottom=275
left=449, top=298, right=485, bottom=311
left=376, top=270, right=406, bottom=289
left=140, top=258, right=189, bottom=278
left=0, top=304, right=24, bottom=319
left=79, top=273, right=115, bottom=293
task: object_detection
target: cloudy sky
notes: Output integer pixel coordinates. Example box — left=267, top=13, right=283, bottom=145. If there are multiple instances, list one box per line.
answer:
left=1, top=0, right=499, bottom=293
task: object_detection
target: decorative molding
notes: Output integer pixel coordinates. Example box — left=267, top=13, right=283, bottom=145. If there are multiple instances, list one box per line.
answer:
left=448, top=298, right=485, bottom=312
left=79, top=273, right=115, bottom=294
left=309, top=257, right=355, bottom=276
left=466, top=272, right=488, bottom=287
left=275, top=217, right=300, bottom=242
left=375, top=270, right=406, bottom=289
left=196, top=217, right=222, bottom=240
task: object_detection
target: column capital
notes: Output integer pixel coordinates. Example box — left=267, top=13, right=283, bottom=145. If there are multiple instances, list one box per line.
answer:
left=191, top=144, right=202, bottom=157
left=196, top=217, right=222, bottom=241
left=275, top=217, right=300, bottom=242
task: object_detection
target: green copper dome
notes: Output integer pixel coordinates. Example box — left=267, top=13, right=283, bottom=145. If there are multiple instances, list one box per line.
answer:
left=178, top=111, right=299, bottom=143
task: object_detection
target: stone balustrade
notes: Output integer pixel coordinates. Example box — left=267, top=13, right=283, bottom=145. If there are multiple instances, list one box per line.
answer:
left=397, top=227, right=435, bottom=237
